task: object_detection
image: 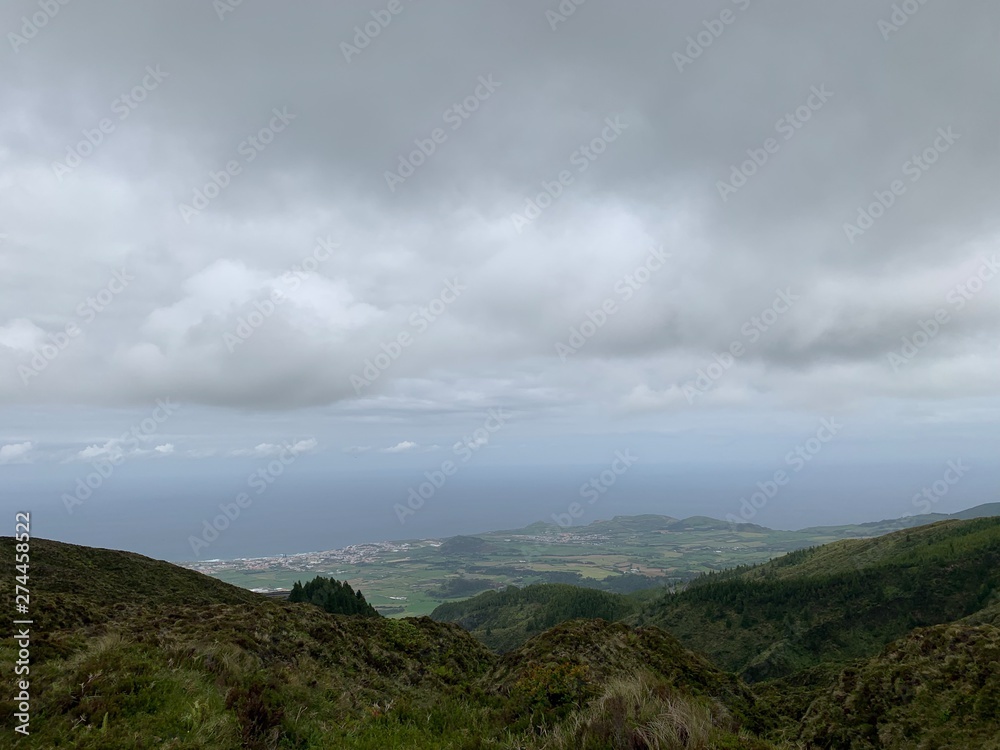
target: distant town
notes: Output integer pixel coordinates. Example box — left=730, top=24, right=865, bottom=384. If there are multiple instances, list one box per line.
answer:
left=185, top=540, right=441, bottom=591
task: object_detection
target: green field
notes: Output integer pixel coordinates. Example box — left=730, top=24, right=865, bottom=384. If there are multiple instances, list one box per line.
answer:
left=190, top=508, right=998, bottom=617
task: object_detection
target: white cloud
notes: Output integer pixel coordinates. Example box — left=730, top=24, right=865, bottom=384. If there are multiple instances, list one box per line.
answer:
left=290, top=438, right=318, bottom=454
left=381, top=440, right=418, bottom=453
left=76, top=439, right=124, bottom=461
left=0, top=441, right=33, bottom=464
left=0, top=319, right=45, bottom=352
left=230, top=438, right=318, bottom=457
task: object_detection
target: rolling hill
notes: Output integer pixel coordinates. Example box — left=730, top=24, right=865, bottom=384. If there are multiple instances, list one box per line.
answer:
left=433, top=516, right=1000, bottom=682
left=431, top=583, right=640, bottom=652
left=5, top=514, right=1000, bottom=747
left=637, top=516, right=1000, bottom=680
left=0, top=537, right=783, bottom=749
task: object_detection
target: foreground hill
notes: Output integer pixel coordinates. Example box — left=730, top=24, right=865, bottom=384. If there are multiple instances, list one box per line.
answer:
left=490, top=619, right=765, bottom=726
left=5, top=537, right=261, bottom=634
left=6, top=527, right=1000, bottom=746
left=0, top=537, right=783, bottom=749
left=798, top=623, right=1000, bottom=749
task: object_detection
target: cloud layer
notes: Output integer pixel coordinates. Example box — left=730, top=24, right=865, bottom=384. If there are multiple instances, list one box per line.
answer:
left=1, top=0, right=997, bottom=429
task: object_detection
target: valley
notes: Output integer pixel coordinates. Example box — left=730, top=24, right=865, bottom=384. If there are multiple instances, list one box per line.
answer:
left=5, top=508, right=1000, bottom=748
left=188, top=503, right=1000, bottom=617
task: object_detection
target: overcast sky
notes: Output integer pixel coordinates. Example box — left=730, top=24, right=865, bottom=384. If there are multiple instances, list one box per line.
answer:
left=1, top=1, right=997, bottom=554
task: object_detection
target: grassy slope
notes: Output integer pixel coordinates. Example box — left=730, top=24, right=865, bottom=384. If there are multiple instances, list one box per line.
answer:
left=488, top=619, right=772, bottom=734
left=438, top=518, right=1000, bottom=682
left=9, top=517, right=1000, bottom=747
left=430, top=583, right=640, bottom=652
left=0, top=537, right=781, bottom=749
left=10, top=538, right=262, bottom=602
left=635, top=517, right=1000, bottom=680
left=797, top=623, right=1000, bottom=749
left=735, top=516, right=1000, bottom=581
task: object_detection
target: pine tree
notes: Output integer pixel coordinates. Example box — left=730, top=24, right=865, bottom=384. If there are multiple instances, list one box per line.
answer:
left=287, top=576, right=379, bottom=617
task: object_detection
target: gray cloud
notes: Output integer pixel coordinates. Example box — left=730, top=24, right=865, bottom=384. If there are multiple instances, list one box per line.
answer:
left=1, top=0, right=998, bottom=426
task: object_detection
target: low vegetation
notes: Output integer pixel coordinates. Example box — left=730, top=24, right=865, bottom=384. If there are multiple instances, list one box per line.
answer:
left=0, top=539, right=781, bottom=748
left=3, top=514, right=998, bottom=747
left=798, top=623, right=1000, bottom=749
left=431, top=583, right=639, bottom=651
left=636, top=517, right=1000, bottom=680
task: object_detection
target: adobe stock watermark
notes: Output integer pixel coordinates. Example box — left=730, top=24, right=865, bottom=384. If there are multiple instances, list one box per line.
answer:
left=555, top=243, right=670, bottom=361
left=887, top=255, right=998, bottom=372
left=62, top=398, right=181, bottom=514
left=340, top=0, right=416, bottom=63
left=843, top=126, right=959, bottom=244
left=510, top=115, right=628, bottom=234
left=673, top=0, right=752, bottom=73
left=725, top=418, right=842, bottom=526
left=551, top=450, right=638, bottom=527
left=213, top=0, right=245, bottom=21
left=51, top=65, right=168, bottom=182
left=350, top=278, right=466, bottom=394
left=852, top=457, right=971, bottom=571
left=177, top=107, right=296, bottom=223
left=188, top=440, right=314, bottom=556
left=717, top=85, right=833, bottom=202
left=393, top=408, right=512, bottom=523
left=878, top=0, right=932, bottom=40
left=223, top=235, right=338, bottom=352
left=19, top=267, right=135, bottom=386
left=384, top=75, right=501, bottom=192
left=908, top=459, right=971, bottom=515
left=683, top=288, right=798, bottom=402
left=8, top=0, right=73, bottom=54
left=546, top=0, right=587, bottom=31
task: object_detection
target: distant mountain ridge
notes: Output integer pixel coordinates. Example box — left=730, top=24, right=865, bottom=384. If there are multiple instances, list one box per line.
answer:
left=950, top=501, right=1000, bottom=519
left=499, top=501, right=1000, bottom=538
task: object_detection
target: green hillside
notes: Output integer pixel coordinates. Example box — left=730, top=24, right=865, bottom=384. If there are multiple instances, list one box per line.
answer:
left=0, top=537, right=784, bottom=749
left=797, top=623, right=1000, bottom=749
left=636, top=517, right=1000, bottom=680
left=734, top=514, right=1000, bottom=581
left=487, top=618, right=775, bottom=741
left=433, top=517, right=1000, bottom=683
left=3, top=537, right=261, bottom=634
left=6, top=515, right=1000, bottom=747
left=431, top=583, right=640, bottom=652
